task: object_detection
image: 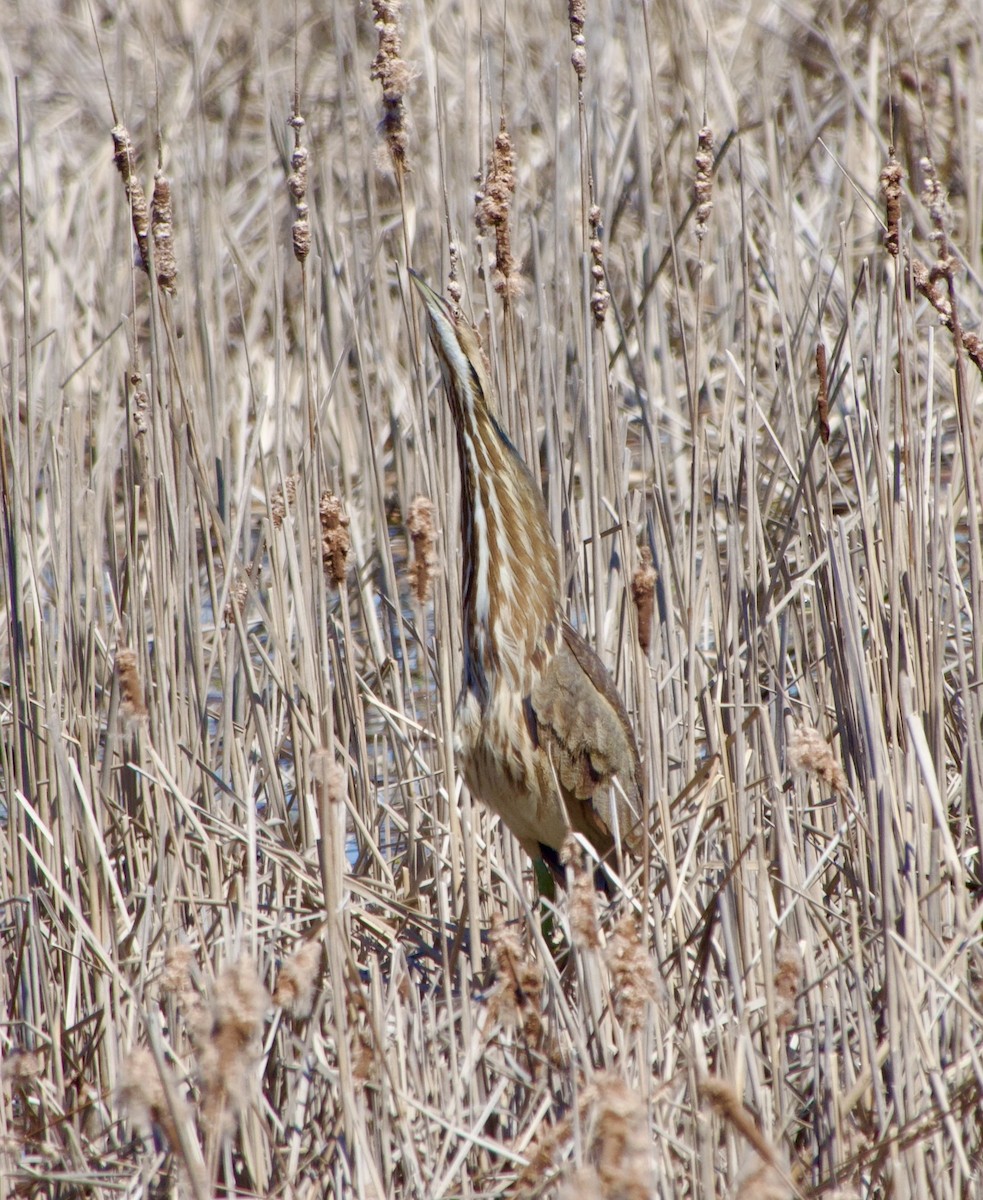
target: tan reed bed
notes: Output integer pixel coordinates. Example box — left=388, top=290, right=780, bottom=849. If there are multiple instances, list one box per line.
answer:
left=0, top=1, right=981, bottom=1196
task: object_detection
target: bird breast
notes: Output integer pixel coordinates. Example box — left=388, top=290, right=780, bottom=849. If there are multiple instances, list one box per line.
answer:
left=454, top=668, right=573, bottom=854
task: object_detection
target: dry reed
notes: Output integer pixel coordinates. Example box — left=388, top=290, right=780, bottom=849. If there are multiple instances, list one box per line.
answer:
left=1, top=3, right=981, bottom=1197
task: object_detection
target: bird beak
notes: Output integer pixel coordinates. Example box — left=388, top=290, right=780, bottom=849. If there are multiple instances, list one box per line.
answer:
left=409, top=268, right=457, bottom=342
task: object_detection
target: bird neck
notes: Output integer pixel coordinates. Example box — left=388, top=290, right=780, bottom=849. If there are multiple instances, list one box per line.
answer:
left=455, top=407, right=562, bottom=698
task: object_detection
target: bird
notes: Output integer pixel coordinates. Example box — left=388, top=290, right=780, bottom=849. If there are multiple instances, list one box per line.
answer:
left=409, top=269, right=644, bottom=889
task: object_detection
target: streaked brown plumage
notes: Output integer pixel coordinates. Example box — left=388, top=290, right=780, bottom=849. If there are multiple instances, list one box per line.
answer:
left=410, top=270, right=643, bottom=886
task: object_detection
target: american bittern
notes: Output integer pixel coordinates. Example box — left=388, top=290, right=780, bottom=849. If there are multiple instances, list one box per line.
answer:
left=411, top=270, right=643, bottom=887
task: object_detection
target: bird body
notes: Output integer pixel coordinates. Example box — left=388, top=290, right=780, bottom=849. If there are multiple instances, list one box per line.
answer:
left=410, top=271, right=642, bottom=883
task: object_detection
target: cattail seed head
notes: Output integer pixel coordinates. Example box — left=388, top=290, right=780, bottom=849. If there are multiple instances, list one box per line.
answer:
left=631, top=545, right=656, bottom=655
left=879, top=148, right=902, bottom=257
left=815, top=342, right=830, bottom=445
left=568, top=1, right=587, bottom=81
left=406, top=495, right=438, bottom=603
left=199, top=959, right=269, bottom=1132
left=583, top=1074, right=654, bottom=1200
left=699, top=1077, right=778, bottom=1168
left=112, top=124, right=150, bottom=272
left=270, top=473, right=299, bottom=528
left=119, top=1046, right=183, bottom=1153
left=223, top=569, right=250, bottom=627
left=117, top=647, right=148, bottom=721
left=487, top=914, right=544, bottom=1044
left=318, top=492, right=351, bottom=585
left=773, top=941, right=803, bottom=1033
left=694, top=124, right=715, bottom=241
left=588, top=204, right=609, bottom=325
left=370, top=0, right=411, bottom=176
left=475, top=117, right=521, bottom=299
left=788, top=723, right=848, bottom=796
left=151, top=165, right=177, bottom=293
left=287, top=110, right=311, bottom=263
left=605, top=915, right=663, bottom=1027
left=273, top=939, right=322, bottom=1018
left=129, top=372, right=149, bottom=437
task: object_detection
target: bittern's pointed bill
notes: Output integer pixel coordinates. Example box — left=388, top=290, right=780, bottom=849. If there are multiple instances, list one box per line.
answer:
left=410, top=269, right=643, bottom=887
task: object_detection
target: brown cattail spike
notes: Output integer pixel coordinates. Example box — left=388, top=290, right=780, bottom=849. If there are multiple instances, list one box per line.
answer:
left=773, top=941, right=803, bottom=1033
left=699, top=1077, right=778, bottom=1168
left=273, top=940, right=322, bottom=1018
left=287, top=112, right=311, bottom=263
left=588, top=205, right=609, bottom=325
left=788, top=722, right=848, bottom=796
left=475, top=116, right=521, bottom=299
left=117, top=647, right=148, bottom=720
left=815, top=342, right=830, bottom=445
left=271, top=473, right=299, bottom=529
left=111, top=124, right=149, bottom=271
left=605, top=915, right=663, bottom=1028
left=151, top=159, right=177, bottom=293
left=370, top=0, right=411, bottom=175
left=199, top=960, right=269, bottom=1131
left=631, top=545, right=656, bottom=655
left=129, top=372, right=149, bottom=437
left=879, top=148, right=902, bottom=257
left=694, top=124, right=715, bottom=241
left=406, top=495, right=438, bottom=603
left=568, top=0, right=587, bottom=81
left=318, top=493, right=351, bottom=586
left=486, top=914, right=544, bottom=1044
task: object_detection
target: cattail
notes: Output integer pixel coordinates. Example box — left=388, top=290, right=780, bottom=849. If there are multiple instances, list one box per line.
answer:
left=1, top=1049, right=42, bottom=1084
left=879, top=148, right=902, bottom=257
left=223, top=569, right=250, bottom=627
left=130, top=372, right=149, bottom=437
left=287, top=108, right=311, bottom=264
left=773, top=940, right=803, bottom=1033
left=736, top=1160, right=788, bottom=1200
left=271, top=473, right=299, bottom=529
left=815, top=342, right=830, bottom=445
left=119, top=1046, right=183, bottom=1155
left=446, top=241, right=462, bottom=308
left=584, top=1074, right=654, bottom=1200
left=273, top=939, right=322, bottom=1018
left=475, top=116, right=521, bottom=299
left=117, top=647, right=148, bottom=721
left=318, top=492, right=351, bottom=586
left=605, top=915, right=663, bottom=1028
left=788, top=723, right=848, bottom=796
left=370, top=0, right=411, bottom=175
left=566, top=842, right=601, bottom=951
left=909, top=259, right=983, bottom=379
left=568, top=0, right=587, bottom=82
left=198, top=959, right=269, bottom=1132
left=486, top=914, right=544, bottom=1044
left=631, top=545, right=656, bottom=655
left=111, top=123, right=150, bottom=272
left=313, top=751, right=347, bottom=809
left=699, top=1077, right=778, bottom=1169
left=920, top=156, right=951, bottom=248
left=406, top=495, right=438, bottom=603
left=588, top=204, right=609, bottom=325
left=151, top=154, right=177, bottom=293
left=694, top=124, right=715, bottom=241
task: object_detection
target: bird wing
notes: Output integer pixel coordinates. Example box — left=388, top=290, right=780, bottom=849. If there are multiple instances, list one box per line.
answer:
left=528, top=622, right=644, bottom=858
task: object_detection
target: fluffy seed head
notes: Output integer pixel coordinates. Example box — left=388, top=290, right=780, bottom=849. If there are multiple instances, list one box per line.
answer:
left=273, top=939, right=322, bottom=1018
left=788, top=723, right=847, bottom=796
left=319, top=492, right=351, bottom=585
left=406, top=495, right=438, bottom=603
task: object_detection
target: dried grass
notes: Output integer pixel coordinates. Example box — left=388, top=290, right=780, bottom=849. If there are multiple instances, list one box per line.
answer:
left=1, top=2, right=981, bottom=1197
